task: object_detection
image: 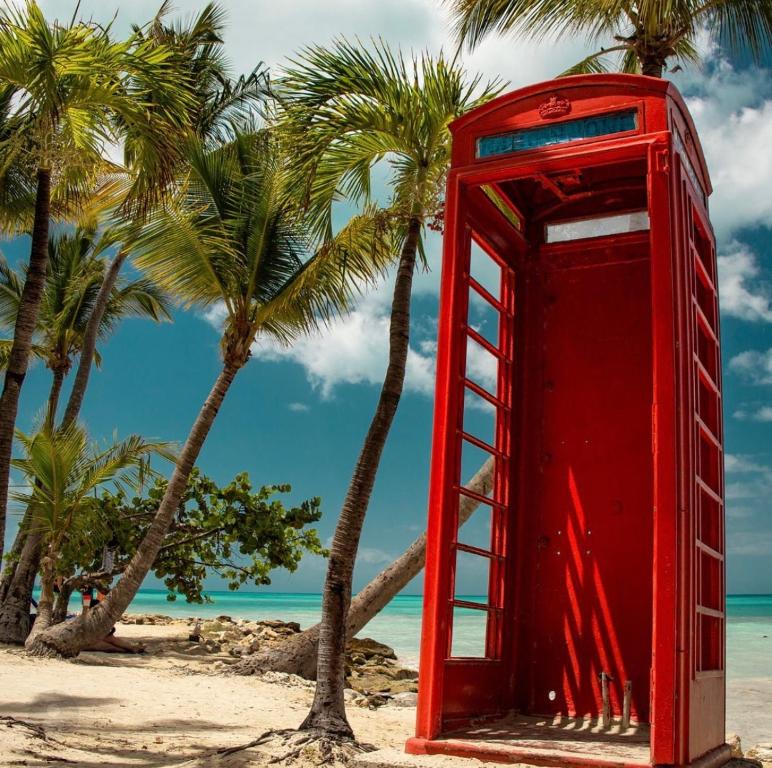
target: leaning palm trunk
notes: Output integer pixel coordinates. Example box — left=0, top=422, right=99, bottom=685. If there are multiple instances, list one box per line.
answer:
left=0, top=527, right=42, bottom=643
left=61, top=248, right=128, bottom=428
left=0, top=506, right=29, bottom=603
left=300, top=218, right=420, bottom=736
left=0, top=169, right=51, bottom=565
left=26, top=360, right=241, bottom=657
left=233, top=457, right=494, bottom=679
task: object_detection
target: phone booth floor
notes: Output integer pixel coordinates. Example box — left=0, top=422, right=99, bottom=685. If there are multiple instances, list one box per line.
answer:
left=420, top=714, right=651, bottom=767
left=408, top=75, right=728, bottom=768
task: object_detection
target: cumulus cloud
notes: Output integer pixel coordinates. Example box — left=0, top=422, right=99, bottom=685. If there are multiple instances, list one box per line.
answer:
left=733, top=405, right=772, bottom=422
left=729, top=348, right=772, bottom=385
left=223, top=285, right=435, bottom=399
left=727, top=530, right=772, bottom=557
left=717, top=245, right=772, bottom=323
left=725, top=454, right=768, bottom=473
left=288, top=402, right=310, bottom=412
left=679, top=60, right=772, bottom=241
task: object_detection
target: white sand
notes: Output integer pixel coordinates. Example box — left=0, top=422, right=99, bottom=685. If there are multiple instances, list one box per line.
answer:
left=0, top=623, right=414, bottom=767
left=1, top=622, right=770, bottom=767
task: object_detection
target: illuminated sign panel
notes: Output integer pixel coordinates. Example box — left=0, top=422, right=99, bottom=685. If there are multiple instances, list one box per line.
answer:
left=476, top=110, right=638, bottom=159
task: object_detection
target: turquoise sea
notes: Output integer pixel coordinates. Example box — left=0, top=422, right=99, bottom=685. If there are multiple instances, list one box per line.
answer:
left=124, top=590, right=772, bottom=677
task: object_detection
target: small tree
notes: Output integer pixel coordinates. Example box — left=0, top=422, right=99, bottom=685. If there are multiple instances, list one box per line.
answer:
left=0, top=227, right=171, bottom=424
left=10, top=423, right=173, bottom=649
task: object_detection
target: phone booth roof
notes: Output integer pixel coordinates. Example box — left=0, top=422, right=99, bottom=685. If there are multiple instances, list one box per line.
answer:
left=447, top=73, right=711, bottom=198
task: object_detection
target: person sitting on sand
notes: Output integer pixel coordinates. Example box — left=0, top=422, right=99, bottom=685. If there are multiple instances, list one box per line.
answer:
left=80, top=586, right=146, bottom=654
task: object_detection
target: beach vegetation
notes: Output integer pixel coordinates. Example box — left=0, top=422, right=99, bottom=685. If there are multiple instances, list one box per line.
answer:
left=0, top=225, right=171, bottom=643
left=50, top=468, right=325, bottom=621
left=0, top=226, right=171, bottom=424
left=0, top=0, right=269, bottom=645
left=26, top=127, right=391, bottom=658
left=0, top=0, right=192, bottom=571
left=10, top=422, right=174, bottom=652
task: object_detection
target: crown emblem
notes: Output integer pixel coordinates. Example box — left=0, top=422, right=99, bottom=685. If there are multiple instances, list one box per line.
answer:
left=538, top=94, right=571, bottom=119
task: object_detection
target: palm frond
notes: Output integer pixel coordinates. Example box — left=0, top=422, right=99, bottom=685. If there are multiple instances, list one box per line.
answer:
left=11, top=421, right=175, bottom=541
left=560, top=44, right=629, bottom=75
left=277, top=38, right=502, bottom=240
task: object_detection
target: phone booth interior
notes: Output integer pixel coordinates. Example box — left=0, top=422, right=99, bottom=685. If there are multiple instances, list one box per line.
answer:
left=407, top=76, right=728, bottom=768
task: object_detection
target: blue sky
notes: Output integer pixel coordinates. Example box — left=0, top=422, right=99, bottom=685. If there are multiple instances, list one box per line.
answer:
left=3, top=1, right=772, bottom=596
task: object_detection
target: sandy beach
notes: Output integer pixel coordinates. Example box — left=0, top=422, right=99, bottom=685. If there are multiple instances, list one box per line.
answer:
left=0, top=621, right=421, bottom=767
left=1, top=619, right=771, bottom=768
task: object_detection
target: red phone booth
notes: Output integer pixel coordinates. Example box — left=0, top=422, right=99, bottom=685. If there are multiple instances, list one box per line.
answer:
left=406, top=74, right=728, bottom=768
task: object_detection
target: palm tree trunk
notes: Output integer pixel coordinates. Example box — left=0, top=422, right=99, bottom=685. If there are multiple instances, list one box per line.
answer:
left=0, top=526, right=42, bottom=643
left=51, top=579, right=74, bottom=625
left=0, top=508, right=29, bottom=603
left=24, top=554, right=54, bottom=649
left=61, top=248, right=128, bottom=429
left=233, top=457, right=494, bottom=679
left=46, top=368, right=65, bottom=426
left=26, top=359, right=241, bottom=657
left=300, top=216, right=421, bottom=737
left=0, top=168, right=51, bottom=567
left=641, top=58, right=664, bottom=77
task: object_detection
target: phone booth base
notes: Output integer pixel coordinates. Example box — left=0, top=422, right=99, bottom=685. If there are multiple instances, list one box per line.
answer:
left=408, top=75, right=728, bottom=768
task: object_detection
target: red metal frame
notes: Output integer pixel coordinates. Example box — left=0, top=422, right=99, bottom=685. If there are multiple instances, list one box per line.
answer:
left=407, top=74, right=727, bottom=768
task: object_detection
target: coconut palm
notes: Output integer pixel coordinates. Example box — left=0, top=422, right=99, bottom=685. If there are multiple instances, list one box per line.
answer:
left=60, top=0, right=269, bottom=431
left=27, top=128, right=392, bottom=657
left=277, top=40, right=500, bottom=737
left=0, top=228, right=170, bottom=644
left=0, top=1, right=190, bottom=566
left=13, top=423, right=173, bottom=650
left=0, top=227, right=171, bottom=424
left=447, top=0, right=772, bottom=77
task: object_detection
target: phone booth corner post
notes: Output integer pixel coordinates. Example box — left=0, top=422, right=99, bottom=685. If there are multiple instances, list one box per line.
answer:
left=406, top=74, right=728, bottom=768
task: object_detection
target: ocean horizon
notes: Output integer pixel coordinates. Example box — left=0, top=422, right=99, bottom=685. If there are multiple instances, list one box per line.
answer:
left=122, top=589, right=772, bottom=677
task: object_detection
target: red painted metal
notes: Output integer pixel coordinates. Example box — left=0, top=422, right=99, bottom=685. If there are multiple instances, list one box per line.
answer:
left=408, top=74, right=726, bottom=768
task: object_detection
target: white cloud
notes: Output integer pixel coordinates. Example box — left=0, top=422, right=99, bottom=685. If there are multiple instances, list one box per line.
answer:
left=734, top=405, right=772, bottom=422
left=725, top=454, right=768, bottom=473
left=677, top=60, right=772, bottom=241
left=717, top=245, right=772, bottom=323
left=245, top=284, right=439, bottom=398
left=288, top=402, right=310, bottom=412
left=356, top=546, right=397, bottom=566
left=729, top=349, right=772, bottom=384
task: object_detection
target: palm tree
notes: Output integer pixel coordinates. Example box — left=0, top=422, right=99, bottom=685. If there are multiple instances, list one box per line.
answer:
left=447, top=0, right=772, bottom=77
left=13, top=423, right=173, bottom=651
left=27, top=129, right=391, bottom=658
left=277, top=40, right=500, bottom=737
left=0, top=228, right=170, bottom=644
left=60, top=0, right=269, bottom=431
left=0, top=227, right=171, bottom=424
left=0, top=1, right=190, bottom=566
